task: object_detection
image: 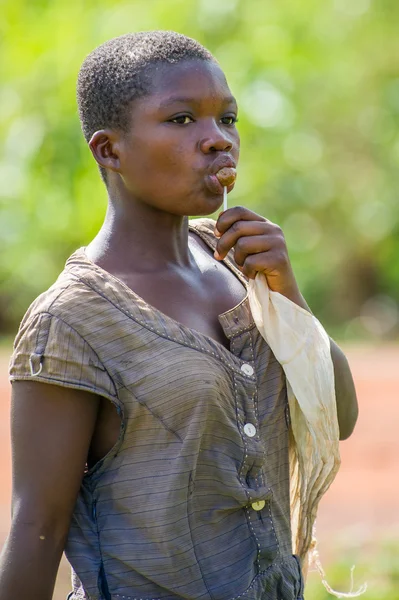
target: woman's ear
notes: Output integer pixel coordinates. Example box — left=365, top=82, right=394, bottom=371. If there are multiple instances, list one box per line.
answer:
left=88, top=129, right=122, bottom=173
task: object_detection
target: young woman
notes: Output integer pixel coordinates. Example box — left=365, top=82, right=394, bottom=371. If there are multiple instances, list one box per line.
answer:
left=0, top=31, right=358, bottom=600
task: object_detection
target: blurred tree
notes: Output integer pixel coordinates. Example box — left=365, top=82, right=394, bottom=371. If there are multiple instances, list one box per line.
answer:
left=1, top=0, right=399, bottom=340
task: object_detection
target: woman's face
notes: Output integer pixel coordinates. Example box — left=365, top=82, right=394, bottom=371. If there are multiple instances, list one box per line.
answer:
left=116, top=59, right=240, bottom=216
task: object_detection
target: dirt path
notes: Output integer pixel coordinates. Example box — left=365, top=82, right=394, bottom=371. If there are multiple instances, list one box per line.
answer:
left=1, top=344, right=398, bottom=598
left=315, top=345, right=399, bottom=559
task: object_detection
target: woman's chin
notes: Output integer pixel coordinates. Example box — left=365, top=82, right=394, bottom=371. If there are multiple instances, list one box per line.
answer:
left=189, top=196, right=225, bottom=217
left=190, top=184, right=237, bottom=216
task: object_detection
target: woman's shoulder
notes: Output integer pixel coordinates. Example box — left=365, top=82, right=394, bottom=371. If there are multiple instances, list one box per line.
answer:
left=9, top=270, right=118, bottom=401
left=14, top=248, right=104, bottom=334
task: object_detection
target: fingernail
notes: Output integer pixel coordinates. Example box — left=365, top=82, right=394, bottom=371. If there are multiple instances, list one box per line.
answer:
left=214, top=228, right=221, bottom=238
left=214, top=250, right=221, bottom=260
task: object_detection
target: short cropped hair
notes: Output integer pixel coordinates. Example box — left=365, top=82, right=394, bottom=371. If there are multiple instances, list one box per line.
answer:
left=77, top=31, right=214, bottom=181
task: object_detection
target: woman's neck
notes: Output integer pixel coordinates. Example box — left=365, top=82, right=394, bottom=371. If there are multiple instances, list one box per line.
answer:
left=85, top=200, right=194, bottom=275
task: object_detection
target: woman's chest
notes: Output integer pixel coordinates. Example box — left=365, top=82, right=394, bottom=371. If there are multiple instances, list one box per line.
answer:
left=120, top=255, right=246, bottom=348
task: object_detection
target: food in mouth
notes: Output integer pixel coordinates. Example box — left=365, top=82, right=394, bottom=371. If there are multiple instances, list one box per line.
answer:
left=216, top=167, right=237, bottom=187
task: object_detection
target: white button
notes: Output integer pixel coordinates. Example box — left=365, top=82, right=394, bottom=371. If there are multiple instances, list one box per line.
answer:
left=251, top=500, right=265, bottom=511
left=243, top=423, right=256, bottom=437
left=241, top=363, right=254, bottom=376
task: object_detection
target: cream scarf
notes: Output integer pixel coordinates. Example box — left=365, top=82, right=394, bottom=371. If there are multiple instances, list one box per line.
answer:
left=248, top=273, right=367, bottom=598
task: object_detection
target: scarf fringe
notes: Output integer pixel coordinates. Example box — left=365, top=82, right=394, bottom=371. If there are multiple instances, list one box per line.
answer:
left=310, top=543, right=368, bottom=598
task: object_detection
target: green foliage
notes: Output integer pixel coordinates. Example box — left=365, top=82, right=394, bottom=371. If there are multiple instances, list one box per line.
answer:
left=1, top=0, right=399, bottom=337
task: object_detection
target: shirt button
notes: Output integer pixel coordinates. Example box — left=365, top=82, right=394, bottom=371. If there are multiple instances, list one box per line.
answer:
left=251, top=500, right=265, bottom=511
left=243, top=423, right=256, bottom=437
left=241, top=363, right=254, bottom=376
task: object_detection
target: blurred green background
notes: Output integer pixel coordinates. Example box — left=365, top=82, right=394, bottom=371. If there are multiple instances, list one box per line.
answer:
left=1, top=0, right=399, bottom=340
left=1, top=1, right=399, bottom=598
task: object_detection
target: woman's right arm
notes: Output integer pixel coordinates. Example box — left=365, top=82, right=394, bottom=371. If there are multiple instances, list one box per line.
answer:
left=0, top=380, right=100, bottom=600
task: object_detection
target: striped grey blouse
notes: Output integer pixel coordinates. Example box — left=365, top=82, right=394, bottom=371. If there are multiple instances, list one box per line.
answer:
left=9, top=218, right=304, bottom=600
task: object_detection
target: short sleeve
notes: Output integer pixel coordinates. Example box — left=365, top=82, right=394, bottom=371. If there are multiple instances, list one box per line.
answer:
left=9, top=312, right=119, bottom=406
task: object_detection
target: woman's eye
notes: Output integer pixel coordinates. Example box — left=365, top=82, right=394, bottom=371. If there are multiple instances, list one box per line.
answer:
left=170, top=115, right=194, bottom=125
left=221, top=116, right=238, bottom=125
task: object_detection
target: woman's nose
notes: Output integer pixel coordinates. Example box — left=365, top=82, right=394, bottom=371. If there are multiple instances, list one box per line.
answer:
left=199, top=123, right=234, bottom=154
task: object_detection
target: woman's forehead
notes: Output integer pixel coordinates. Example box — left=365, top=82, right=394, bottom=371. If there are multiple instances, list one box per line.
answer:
left=147, top=60, right=236, bottom=108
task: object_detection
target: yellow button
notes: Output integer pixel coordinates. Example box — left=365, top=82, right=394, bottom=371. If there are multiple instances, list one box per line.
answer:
left=251, top=500, right=265, bottom=511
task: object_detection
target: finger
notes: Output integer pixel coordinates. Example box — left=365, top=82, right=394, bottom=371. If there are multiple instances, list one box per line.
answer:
left=238, top=251, right=282, bottom=280
left=232, top=235, right=273, bottom=266
left=215, top=221, right=283, bottom=260
left=215, top=206, right=267, bottom=237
